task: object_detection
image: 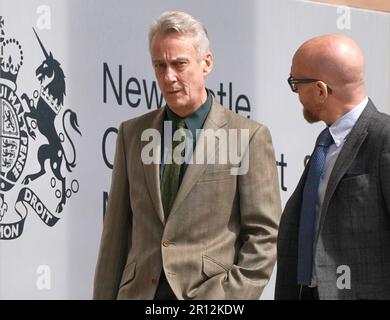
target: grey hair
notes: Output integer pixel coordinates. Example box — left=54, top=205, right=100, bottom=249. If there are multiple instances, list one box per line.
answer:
left=148, top=11, right=210, bottom=61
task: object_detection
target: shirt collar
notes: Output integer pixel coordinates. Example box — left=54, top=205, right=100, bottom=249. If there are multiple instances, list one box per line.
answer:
left=165, top=89, right=212, bottom=134
left=329, top=96, right=368, bottom=147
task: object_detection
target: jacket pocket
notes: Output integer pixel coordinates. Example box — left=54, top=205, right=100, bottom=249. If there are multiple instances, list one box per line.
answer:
left=202, top=255, right=230, bottom=278
left=337, top=173, right=369, bottom=195
left=119, top=261, right=136, bottom=288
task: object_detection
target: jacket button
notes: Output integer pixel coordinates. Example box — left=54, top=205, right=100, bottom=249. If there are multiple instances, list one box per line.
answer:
left=162, top=240, right=170, bottom=247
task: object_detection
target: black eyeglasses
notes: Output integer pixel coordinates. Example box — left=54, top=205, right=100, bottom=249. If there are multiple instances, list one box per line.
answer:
left=287, top=75, right=332, bottom=93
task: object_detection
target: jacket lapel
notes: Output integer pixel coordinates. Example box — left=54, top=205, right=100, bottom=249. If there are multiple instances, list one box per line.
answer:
left=141, top=107, right=166, bottom=225
left=315, top=99, right=376, bottom=239
left=168, top=99, right=228, bottom=219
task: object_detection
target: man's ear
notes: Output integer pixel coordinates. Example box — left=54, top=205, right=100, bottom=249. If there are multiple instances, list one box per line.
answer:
left=202, top=52, right=213, bottom=75
left=316, top=81, right=328, bottom=103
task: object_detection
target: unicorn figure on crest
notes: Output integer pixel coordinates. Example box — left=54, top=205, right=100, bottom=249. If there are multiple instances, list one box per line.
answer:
left=22, top=28, right=81, bottom=213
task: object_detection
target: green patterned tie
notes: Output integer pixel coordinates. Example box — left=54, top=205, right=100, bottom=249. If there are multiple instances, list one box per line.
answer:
left=160, top=119, right=186, bottom=218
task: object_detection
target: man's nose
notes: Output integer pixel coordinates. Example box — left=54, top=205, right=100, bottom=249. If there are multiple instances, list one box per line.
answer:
left=164, top=66, right=177, bottom=82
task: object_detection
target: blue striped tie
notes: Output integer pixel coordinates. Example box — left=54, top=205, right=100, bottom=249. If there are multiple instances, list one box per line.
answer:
left=297, top=127, right=334, bottom=285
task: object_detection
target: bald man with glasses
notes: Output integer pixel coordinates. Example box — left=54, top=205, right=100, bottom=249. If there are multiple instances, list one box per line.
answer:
left=276, top=34, right=390, bottom=300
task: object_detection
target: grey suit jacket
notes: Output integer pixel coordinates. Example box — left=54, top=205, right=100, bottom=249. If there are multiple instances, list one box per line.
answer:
left=275, top=99, right=390, bottom=300
left=93, top=98, right=282, bottom=299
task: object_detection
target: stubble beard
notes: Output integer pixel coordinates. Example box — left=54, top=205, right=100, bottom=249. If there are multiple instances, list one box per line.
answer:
left=303, top=107, right=320, bottom=124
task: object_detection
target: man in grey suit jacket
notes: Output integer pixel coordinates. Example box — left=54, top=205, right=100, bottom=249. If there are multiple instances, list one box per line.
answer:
left=93, top=11, right=281, bottom=300
left=276, top=34, right=390, bottom=300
